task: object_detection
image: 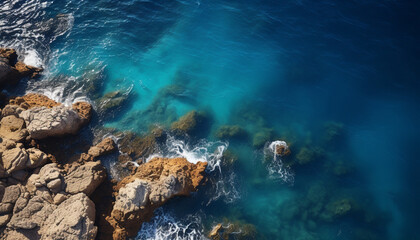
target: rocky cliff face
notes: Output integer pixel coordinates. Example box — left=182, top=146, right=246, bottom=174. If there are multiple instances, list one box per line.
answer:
left=105, top=157, right=207, bottom=240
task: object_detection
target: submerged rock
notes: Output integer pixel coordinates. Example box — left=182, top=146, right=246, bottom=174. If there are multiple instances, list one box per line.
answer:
left=171, top=110, right=211, bottom=137
left=208, top=220, right=258, bottom=240
left=252, top=128, right=274, bottom=148
left=106, top=157, right=207, bottom=239
left=97, top=90, right=131, bottom=119
left=215, top=125, right=247, bottom=140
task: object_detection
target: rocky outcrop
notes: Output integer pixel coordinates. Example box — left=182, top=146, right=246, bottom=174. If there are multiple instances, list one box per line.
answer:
left=9, top=93, right=60, bottom=109
left=19, top=100, right=92, bottom=139
left=106, top=157, right=207, bottom=239
left=5, top=93, right=93, bottom=139
left=0, top=48, right=42, bottom=86
left=0, top=115, right=28, bottom=142
left=64, top=161, right=106, bottom=195
left=0, top=89, right=104, bottom=239
left=39, top=193, right=97, bottom=240
left=87, top=137, right=116, bottom=158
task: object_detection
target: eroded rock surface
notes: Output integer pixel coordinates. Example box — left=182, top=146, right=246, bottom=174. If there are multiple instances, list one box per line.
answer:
left=106, top=157, right=207, bottom=239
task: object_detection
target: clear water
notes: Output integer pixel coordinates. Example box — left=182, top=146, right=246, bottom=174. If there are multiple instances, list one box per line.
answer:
left=1, top=0, right=419, bottom=239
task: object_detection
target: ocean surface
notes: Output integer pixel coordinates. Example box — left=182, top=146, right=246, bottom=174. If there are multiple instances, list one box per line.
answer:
left=1, top=0, right=420, bottom=239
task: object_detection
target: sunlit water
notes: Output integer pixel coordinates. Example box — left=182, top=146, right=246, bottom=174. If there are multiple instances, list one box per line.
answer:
left=1, top=0, right=419, bottom=239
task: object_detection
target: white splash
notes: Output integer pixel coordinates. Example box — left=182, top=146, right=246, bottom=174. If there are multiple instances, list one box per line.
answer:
left=23, top=49, right=43, bottom=68
left=136, top=209, right=205, bottom=240
left=264, top=140, right=294, bottom=184
left=147, top=136, right=228, bottom=173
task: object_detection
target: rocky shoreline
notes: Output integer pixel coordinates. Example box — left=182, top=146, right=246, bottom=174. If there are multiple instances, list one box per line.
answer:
left=0, top=48, right=209, bottom=239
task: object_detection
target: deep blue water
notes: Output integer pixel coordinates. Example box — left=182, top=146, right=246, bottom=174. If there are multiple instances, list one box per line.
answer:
left=1, top=0, right=420, bottom=239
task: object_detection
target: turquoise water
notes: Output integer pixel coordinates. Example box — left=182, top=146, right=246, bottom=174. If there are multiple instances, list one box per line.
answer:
left=1, top=0, right=420, bottom=239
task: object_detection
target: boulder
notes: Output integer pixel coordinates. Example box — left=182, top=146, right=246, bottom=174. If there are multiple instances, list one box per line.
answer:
left=7, top=195, right=56, bottom=230
left=0, top=115, right=28, bottom=142
left=87, top=137, right=116, bottom=158
left=39, top=193, right=97, bottom=240
left=19, top=105, right=87, bottom=139
left=64, top=161, right=106, bottom=195
left=1, top=147, right=29, bottom=174
left=107, top=157, right=207, bottom=239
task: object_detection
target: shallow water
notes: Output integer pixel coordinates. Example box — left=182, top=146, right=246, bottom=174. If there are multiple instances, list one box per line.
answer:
left=1, top=0, right=420, bottom=239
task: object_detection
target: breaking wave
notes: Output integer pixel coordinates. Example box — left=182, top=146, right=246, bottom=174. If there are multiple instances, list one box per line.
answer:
left=264, top=140, right=295, bottom=184
left=147, top=136, right=228, bottom=173
left=136, top=209, right=206, bottom=240
left=0, top=0, right=73, bottom=68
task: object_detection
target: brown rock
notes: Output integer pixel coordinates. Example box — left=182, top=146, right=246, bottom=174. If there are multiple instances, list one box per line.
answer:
left=39, top=193, right=97, bottom=240
left=87, top=137, right=116, bottom=158
left=106, top=157, right=207, bottom=239
left=0, top=48, right=42, bottom=85
left=72, top=101, right=92, bottom=122
left=64, top=161, right=106, bottom=195
left=9, top=93, right=60, bottom=109
left=0, top=115, right=28, bottom=142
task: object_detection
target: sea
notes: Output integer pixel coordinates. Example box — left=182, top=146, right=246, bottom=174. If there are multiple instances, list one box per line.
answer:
left=1, top=0, right=419, bottom=239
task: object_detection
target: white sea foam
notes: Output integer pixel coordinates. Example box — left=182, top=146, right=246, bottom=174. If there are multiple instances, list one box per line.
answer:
left=206, top=171, right=240, bottom=205
left=147, top=136, right=228, bottom=173
left=136, top=209, right=206, bottom=240
left=23, top=49, right=43, bottom=68
left=264, top=140, right=294, bottom=184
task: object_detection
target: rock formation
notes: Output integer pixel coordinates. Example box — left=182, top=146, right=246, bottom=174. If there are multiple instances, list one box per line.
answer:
left=0, top=48, right=42, bottom=86
left=106, top=157, right=207, bottom=240
left=6, top=93, right=93, bottom=139
left=0, top=79, right=111, bottom=239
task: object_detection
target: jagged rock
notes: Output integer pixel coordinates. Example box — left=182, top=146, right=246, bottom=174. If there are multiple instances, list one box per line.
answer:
left=39, top=193, right=97, bottom=240
left=46, top=178, right=62, bottom=193
left=27, top=163, right=62, bottom=193
left=19, top=105, right=88, bottom=139
left=113, top=179, right=150, bottom=215
left=107, top=157, right=207, bottom=239
left=0, top=48, right=42, bottom=85
left=53, top=193, right=67, bottom=205
left=7, top=195, right=56, bottom=229
left=72, top=102, right=92, bottom=123
left=87, top=137, right=116, bottom=158
left=1, top=147, right=28, bottom=174
left=9, top=93, right=60, bottom=109
left=0, top=115, right=28, bottom=142
left=1, top=105, right=25, bottom=118
left=64, top=161, right=106, bottom=195
left=2, top=185, right=20, bottom=204
left=26, top=148, right=48, bottom=169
